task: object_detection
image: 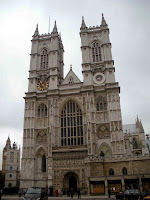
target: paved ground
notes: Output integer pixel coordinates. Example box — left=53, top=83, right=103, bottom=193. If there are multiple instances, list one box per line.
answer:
left=1, top=194, right=116, bottom=200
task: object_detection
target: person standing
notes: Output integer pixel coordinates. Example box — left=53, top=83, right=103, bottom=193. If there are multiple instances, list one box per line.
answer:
left=108, top=188, right=111, bottom=198
left=55, top=189, right=58, bottom=197
left=77, top=188, right=81, bottom=199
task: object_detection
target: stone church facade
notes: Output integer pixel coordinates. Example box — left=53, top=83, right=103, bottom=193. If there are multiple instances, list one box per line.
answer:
left=20, top=15, right=150, bottom=195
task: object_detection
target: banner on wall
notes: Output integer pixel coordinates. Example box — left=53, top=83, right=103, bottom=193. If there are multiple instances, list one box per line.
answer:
left=90, top=182, right=105, bottom=194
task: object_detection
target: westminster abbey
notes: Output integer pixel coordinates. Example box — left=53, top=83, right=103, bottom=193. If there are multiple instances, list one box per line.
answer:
left=20, top=15, right=150, bottom=195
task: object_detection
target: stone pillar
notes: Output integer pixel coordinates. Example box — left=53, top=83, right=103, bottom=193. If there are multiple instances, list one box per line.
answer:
left=105, top=179, right=108, bottom=195
left=138, top=176, right=143, bottom=192
left=121, top=178, right=125, bottom=191
left=87, top=179, right=90, bottom=195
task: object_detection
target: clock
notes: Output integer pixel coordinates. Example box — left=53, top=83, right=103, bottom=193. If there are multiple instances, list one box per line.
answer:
left=37, top=80, right=49, bottom=91
left=93, top=72, right=105, bottom=85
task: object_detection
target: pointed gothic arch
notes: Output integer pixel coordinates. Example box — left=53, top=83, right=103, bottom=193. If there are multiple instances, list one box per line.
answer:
left=35, top=146, right=47, bottom=173
left=109, top=168, right=114, bottom=175
left=63, top=171, right=79, bottom=192
left=122, top=167, right=127, bottom=175
left=98, top=142, right=112, bottom=158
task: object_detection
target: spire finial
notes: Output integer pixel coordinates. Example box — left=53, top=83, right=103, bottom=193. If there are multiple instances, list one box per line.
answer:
left=101, top=13, right=107, bottom=27
left=70, top=64, right=72, bottom=70
left=139, top=119, right=144, bottom=133
left=80, top=16, right=87, bottom=30
left=33, top=24, right=39, bottom=36
left=136, top=115, right=140, bottom=127
left=52, top=20, right=58, bottom=34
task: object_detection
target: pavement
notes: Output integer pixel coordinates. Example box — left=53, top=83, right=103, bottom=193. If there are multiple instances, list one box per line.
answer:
left=1, top=194, right=116, bottom=200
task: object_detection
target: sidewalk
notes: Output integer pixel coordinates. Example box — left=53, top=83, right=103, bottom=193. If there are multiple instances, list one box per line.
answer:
left=1, top=194, right=116, bottom=200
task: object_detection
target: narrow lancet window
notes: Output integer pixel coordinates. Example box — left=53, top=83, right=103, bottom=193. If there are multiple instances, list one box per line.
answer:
left=92, top=42, right=102, bottom=62
left=41, top=49, right=48, bottom=70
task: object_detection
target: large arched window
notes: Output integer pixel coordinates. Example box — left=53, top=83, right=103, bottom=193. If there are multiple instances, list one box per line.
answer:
left=96, top=96, right=107, bottom=111
left=38, top=103, right=47, bottom=118
left=42, top=155, right=46, bottom=172
left=92, top=42, right=102, bottom=62
left=40, top=49, right=48, bottom=70
left=109, top=168, right=114, bottom=175
left=122, top=167, right=127, bottom=175
left=61, top=100, right=83, bottom=146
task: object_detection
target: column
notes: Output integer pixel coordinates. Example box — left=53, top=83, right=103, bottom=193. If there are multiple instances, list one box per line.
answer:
left=138, top=176, right=143, bottom=192
left=105, top=179, right=108, bottom=195
left=121, top=177, right=125, bottom=191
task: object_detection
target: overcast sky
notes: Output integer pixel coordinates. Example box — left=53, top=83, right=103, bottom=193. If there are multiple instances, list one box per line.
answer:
left=0, top=0, right=150, bottom=169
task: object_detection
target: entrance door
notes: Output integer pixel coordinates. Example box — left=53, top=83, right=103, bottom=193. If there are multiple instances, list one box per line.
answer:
left=69, top=176, right=77, bottom=192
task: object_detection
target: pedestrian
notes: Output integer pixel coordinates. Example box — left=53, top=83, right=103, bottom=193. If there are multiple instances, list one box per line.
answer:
left=77, top=188, right=81, bottom=199
left=55, top=189, right=58, bottom=197
left=70, top=188, right=73, bottom=199
left=108, top=188, right=111, bottom=198
left=18, top=189, right=21, bottom=197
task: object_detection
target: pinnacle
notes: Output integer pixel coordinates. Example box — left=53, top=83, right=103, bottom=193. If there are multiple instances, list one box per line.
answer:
left=33, top=24, right=39, bottom=36
left=136, top=115, right=140, bottom=127
left=52, top=20, right=58, bottom=34
left=80, top=16, right=87, bottom=30
left=139, top=120, right=144, bottom=133
left=101, top=13, right=107, bottom=27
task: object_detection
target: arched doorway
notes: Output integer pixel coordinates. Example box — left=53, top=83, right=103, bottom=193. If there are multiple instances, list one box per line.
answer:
left=63, top=172, right=79, bottom=193
left=69, top=176, right=77, bottom=192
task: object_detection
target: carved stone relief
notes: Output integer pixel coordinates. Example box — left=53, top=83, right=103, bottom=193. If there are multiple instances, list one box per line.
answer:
left=97, top=124, right=110, bottom=139
left=36, top=130, right=47, bottom=143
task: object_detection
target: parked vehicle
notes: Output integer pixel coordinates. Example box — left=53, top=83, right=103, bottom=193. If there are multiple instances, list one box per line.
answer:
left=144, top=196, right=150, bottom=200
left=115, top=189, right=142, bottom=199
left=23, top=187, right=48, bottom=200
left=142, top=191, right=150, bottom=198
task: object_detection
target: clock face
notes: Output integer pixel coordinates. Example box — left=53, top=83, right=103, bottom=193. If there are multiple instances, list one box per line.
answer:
left=93, top=73, right=105, bottom=85
left=37, top=80, right=49, bottom=91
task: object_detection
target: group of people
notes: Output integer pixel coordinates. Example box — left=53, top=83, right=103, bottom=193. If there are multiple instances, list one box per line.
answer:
left=70, top=188, right=81, bottom=199
left=56, top=188, right=81, bottom=198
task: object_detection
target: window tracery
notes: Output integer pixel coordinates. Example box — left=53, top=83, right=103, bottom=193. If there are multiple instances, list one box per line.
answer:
left=40, top=49, right=48, bottom=70
left=61, top=100, right=83, bottom=146
left=96, top=96, right=107, bottom=111
left=38, top=103, right=47, bottom=118
left=92, top=41, right=102, bottom=62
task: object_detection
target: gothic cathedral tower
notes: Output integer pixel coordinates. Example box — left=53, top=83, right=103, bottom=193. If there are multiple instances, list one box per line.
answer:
left=80, top=15, right=125, bottom=156
left=20, top=15, right=125, bottom=192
